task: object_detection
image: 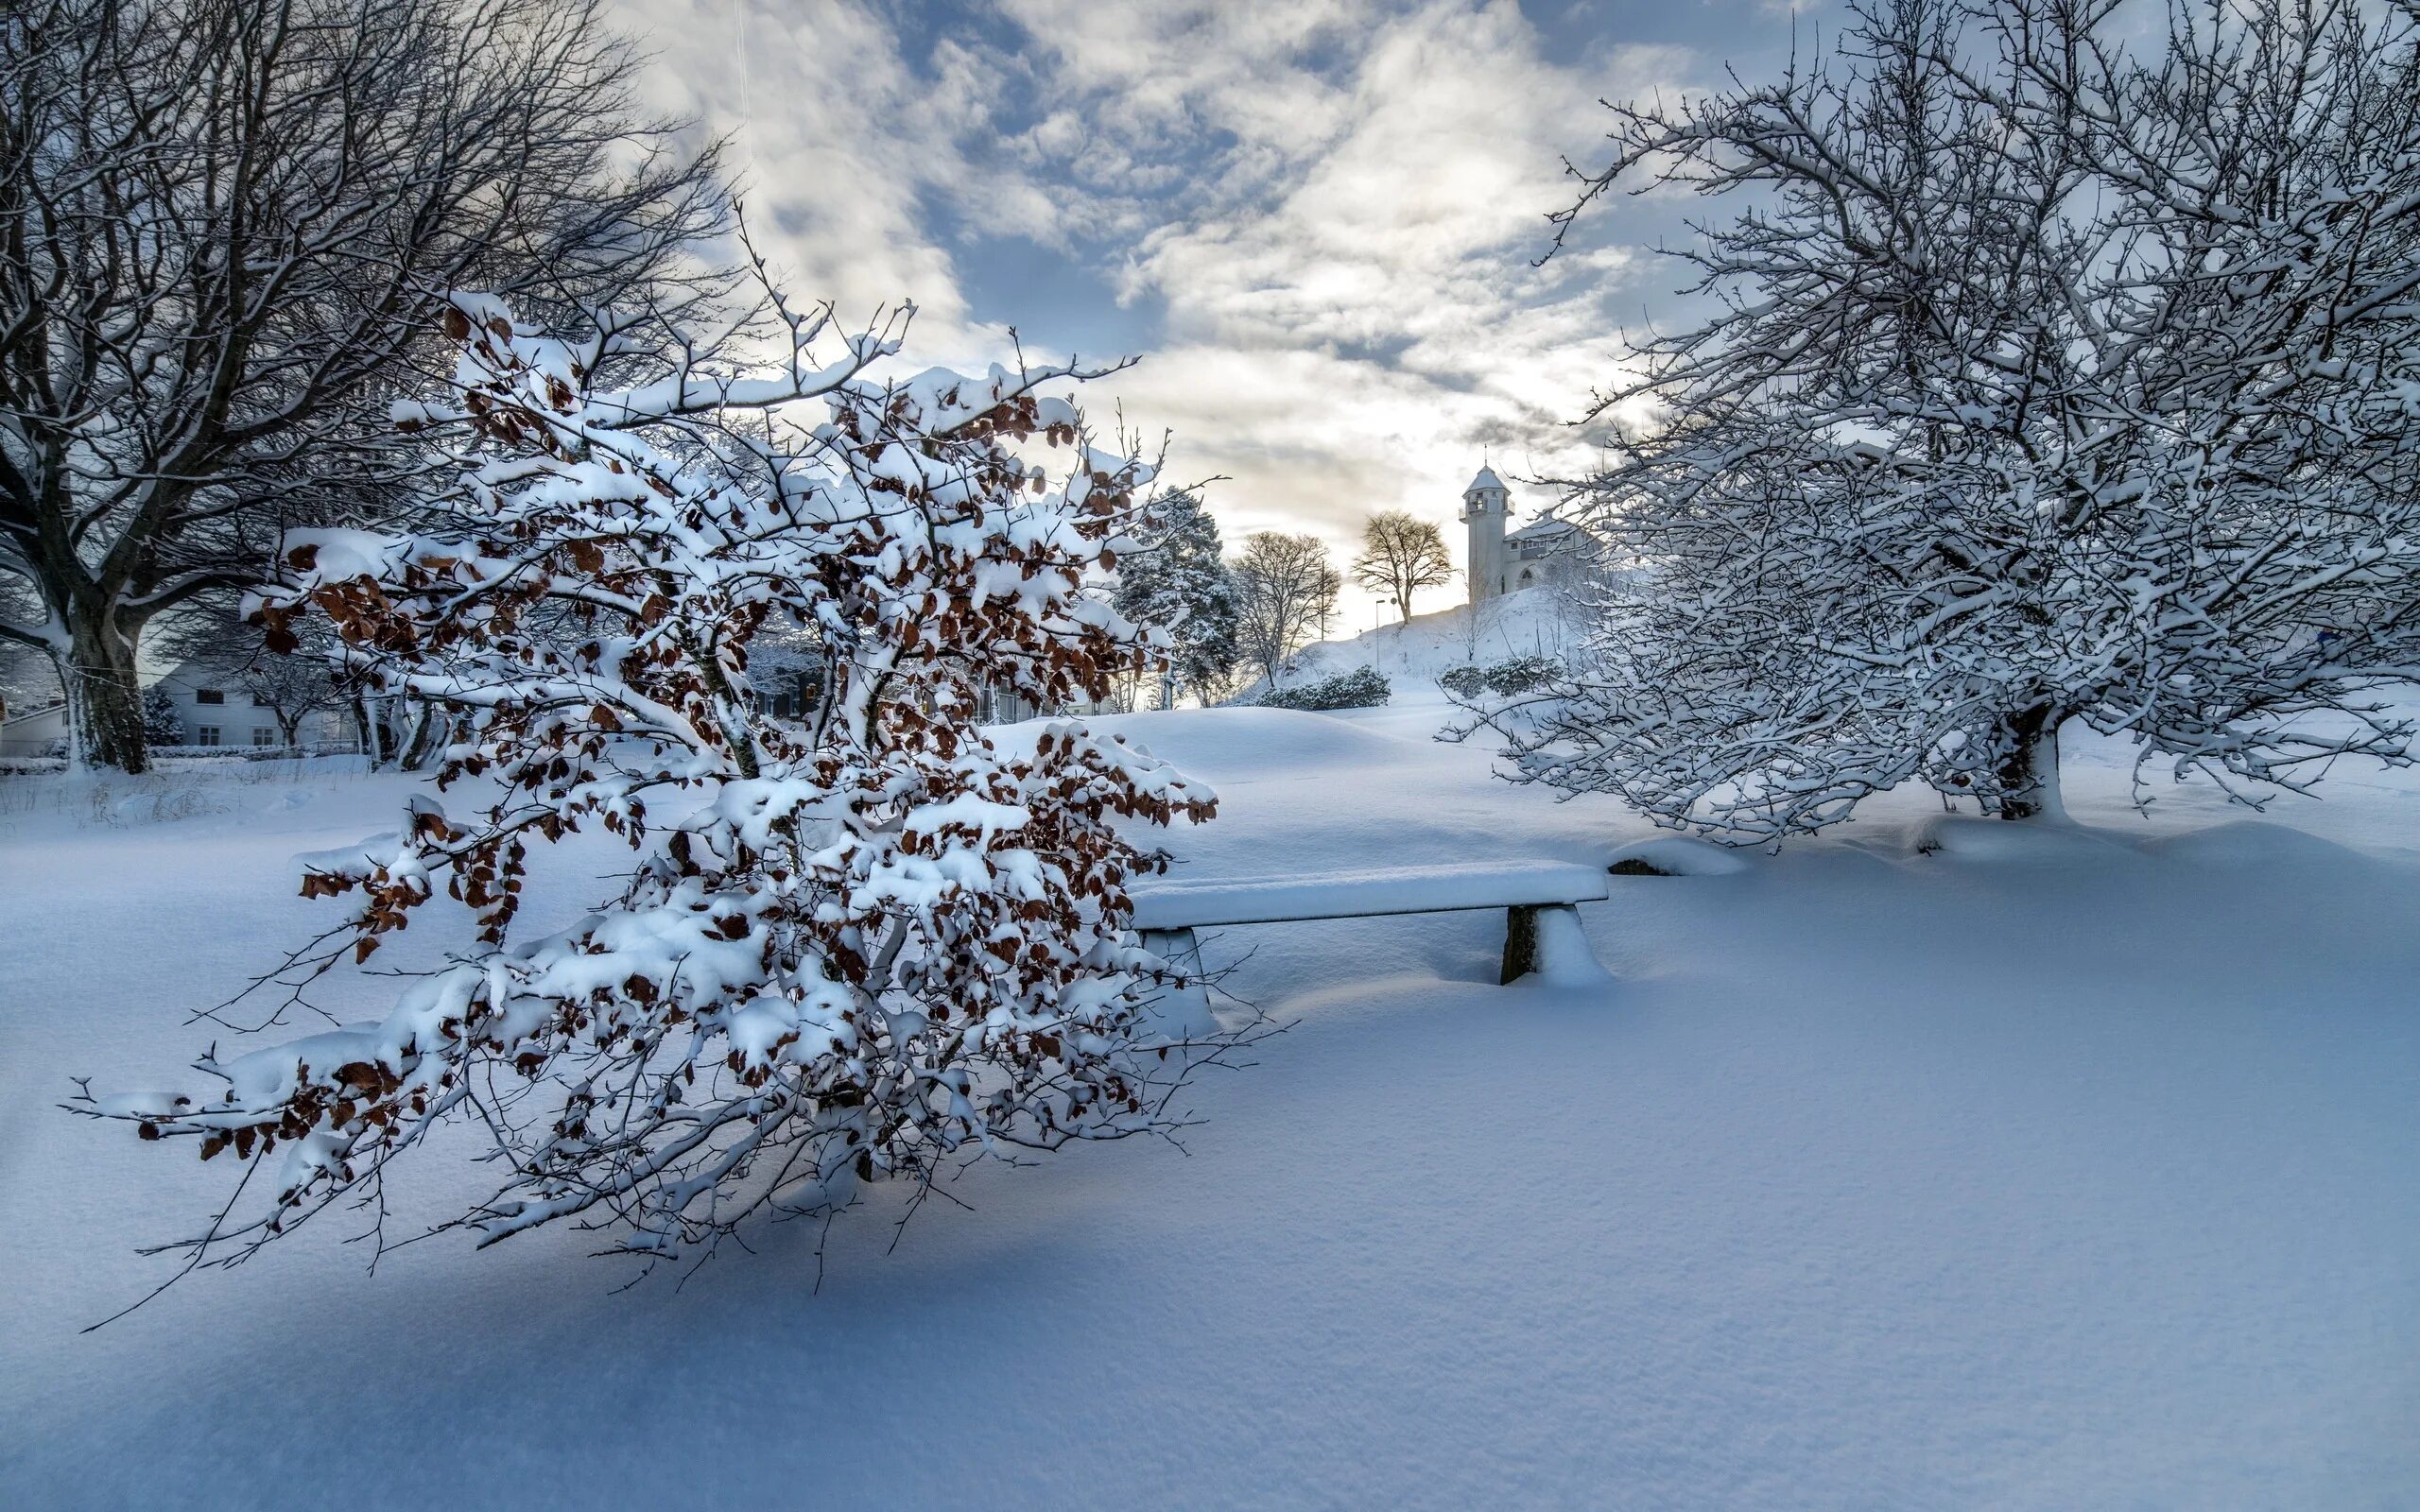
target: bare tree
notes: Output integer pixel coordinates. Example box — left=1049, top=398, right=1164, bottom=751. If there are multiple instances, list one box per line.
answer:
left=1504, top=0, right=2420, bottom=841
left=0, top=0, right=726, bottom=771
left=1232, top=531, right=1340, bottom=686
left=1350, top=509, right=1455, bottom=622
left=242, top=648, right=344, bottom=748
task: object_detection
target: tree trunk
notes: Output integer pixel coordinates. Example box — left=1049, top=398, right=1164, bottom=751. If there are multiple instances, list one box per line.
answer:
left=399, top=700, right=443, bottom=769
left=64, top=618, right=149, bottom=773
left=1996, top=707, right=2065, bottom=822
left=354, top=693, right=394, bottom=763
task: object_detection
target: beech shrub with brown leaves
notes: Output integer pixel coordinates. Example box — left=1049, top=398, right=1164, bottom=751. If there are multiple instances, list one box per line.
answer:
left=78, top=284, right=1230, bottom=1293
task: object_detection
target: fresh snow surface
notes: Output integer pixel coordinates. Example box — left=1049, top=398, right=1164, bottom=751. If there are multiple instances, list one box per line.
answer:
left=1132, top=859, right=1609, bottom=929
left=1606, top=835, right=1754, bottom=877
left=3, top=703, right=2418, bottom=1508
left=1244, top=584, right=1581, bottom=697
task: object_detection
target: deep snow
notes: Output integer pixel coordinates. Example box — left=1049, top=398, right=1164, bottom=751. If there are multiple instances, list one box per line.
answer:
left=1, top=700, right=2415, bottom=1508
left=1245, top=583, right=1582, bottom=699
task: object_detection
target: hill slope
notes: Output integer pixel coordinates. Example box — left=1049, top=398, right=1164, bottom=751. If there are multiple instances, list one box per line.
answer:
left=1239, top=585, right=1582, bottom=701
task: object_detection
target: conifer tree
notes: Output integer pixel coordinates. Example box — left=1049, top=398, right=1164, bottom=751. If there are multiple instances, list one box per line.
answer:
left=1115, top=490, right=1240, bottom=708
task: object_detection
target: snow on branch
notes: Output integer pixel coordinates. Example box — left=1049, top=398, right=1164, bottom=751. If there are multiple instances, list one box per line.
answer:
left=1504, top=0, right=2420, bottom=841
left=75, top=285, right=1241, bottom=1299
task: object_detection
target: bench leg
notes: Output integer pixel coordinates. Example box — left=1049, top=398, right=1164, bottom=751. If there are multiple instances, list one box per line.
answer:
left=1139, top=926, right=1219, bottom=1040
left=1501, top=905, right=1540, bottom=985
left=1500, top=903, right=1613, bottom=988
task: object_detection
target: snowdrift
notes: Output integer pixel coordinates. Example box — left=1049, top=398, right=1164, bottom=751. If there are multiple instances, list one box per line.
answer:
left=4, top=701, right=2417, bottom=1508
left=1238, top=586, right=1582, bottom=701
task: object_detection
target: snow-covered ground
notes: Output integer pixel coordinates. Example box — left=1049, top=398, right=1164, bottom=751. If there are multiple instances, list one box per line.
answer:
left=3, top=696, right=2416, bottom=1508
left=1245, top=583, right=1582, bottom=698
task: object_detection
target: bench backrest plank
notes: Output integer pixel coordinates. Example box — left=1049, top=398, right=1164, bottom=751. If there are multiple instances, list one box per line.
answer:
left=1131, top=860, right=1609, bottom=931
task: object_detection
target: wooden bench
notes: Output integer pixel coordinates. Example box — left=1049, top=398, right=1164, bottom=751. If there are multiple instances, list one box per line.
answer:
left=1129, top=860, right=1614, bottom=1035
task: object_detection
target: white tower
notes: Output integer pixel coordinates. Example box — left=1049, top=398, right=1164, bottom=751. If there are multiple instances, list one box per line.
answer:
left=1461, top=464, right=1510, bottom=605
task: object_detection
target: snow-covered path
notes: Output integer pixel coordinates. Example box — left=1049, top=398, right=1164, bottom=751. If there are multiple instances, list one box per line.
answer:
left=2, top=707, right=2414, bottom=1508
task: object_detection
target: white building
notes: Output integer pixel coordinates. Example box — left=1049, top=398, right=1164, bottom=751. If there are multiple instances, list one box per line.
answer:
left=0, top=697, right=69, bottom=757
left=1461, top=465, right=1583, bottom=604
left=150, top=659, right=352, bottom=749
left=0, top=661, right=353, bottom=757
left=1461, top=465, right=1512, bottom=604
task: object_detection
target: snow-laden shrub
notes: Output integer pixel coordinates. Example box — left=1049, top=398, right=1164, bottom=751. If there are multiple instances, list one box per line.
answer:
left=1481, top=657, right=1558, bottom=696
left=78, top=283, right=1238, bottom=1286
left=1438, top=664, right=1487, bottom=698
left=1440, top=658, right=1558, bottom=699
left=1260, top=667, right=1391, bottom=711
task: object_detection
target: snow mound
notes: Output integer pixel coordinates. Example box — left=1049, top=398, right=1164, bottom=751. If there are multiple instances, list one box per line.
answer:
left=1907, top=815, right=2135, bottom=866
left=1606, top=836, right=1752, bottom=877
left=2141, top=819, right=2370, bottom=870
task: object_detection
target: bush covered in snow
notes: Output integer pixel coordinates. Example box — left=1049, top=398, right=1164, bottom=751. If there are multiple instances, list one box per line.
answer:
left=1482, top=657, right=1558, bottom=696
left=1441, top=657, right=1559, bottom=699
left=76, top=280, right=1238, bottom=1286
left=1259, top=667, right=1391, bottom=711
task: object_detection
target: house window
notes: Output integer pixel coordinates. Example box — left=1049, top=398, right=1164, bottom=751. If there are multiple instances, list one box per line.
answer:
left=196, top=725, right=221, bottom=747
left=251, top=728, right=277, bottom=747
left=195, top=688, right=225, bottom=705
left=249, top=693, right=270, bottom=707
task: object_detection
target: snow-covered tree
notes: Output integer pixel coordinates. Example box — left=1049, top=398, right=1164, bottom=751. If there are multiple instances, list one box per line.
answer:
left=77, top=284, right=1231, bottom=1289
left=0, top=0, right=724, bottom=772
left=1514, top=0, right=2420, bottom=840
left=1233, top=532, right=1340, bottom=687
left=1115, top=489, right=1239, bottom=708
left=1351, top=510, right=1455, bottom=622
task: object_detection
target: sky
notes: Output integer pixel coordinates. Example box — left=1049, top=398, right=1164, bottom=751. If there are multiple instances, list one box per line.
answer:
left=614, top=0, right=1813, bottom=623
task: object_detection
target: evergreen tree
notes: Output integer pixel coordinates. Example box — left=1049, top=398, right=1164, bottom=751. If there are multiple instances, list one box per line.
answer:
left=139, top=686, right=182, bottom=748
left=1115, top=490, right=1240, bottom=708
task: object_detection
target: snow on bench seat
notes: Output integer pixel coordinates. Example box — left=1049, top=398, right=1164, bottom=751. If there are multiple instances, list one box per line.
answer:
left=1130, top=861, right=1610, bottom=931
left=1130, top=861, right=1614, bottom=1038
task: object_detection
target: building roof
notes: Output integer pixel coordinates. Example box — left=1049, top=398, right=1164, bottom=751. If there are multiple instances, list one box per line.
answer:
left=1508, top=516, right=1578, bottom=542
left=0, top=699, right=65, bottom=727
left=1466, top=465, right=1506, bottom=494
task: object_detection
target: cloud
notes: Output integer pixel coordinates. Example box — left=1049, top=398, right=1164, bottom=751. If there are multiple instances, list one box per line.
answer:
left=1069, top=3, right=1689, bottom=585
left=614, top=0, right=1724, bottom=616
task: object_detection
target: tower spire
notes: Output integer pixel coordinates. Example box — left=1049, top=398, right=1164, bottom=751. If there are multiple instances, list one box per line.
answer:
left=1462, top=462, right=1510, bottom=606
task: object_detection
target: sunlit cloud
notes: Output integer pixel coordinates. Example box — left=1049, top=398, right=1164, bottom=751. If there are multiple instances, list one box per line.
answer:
left=611, top=0, right=1784, bottom=617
